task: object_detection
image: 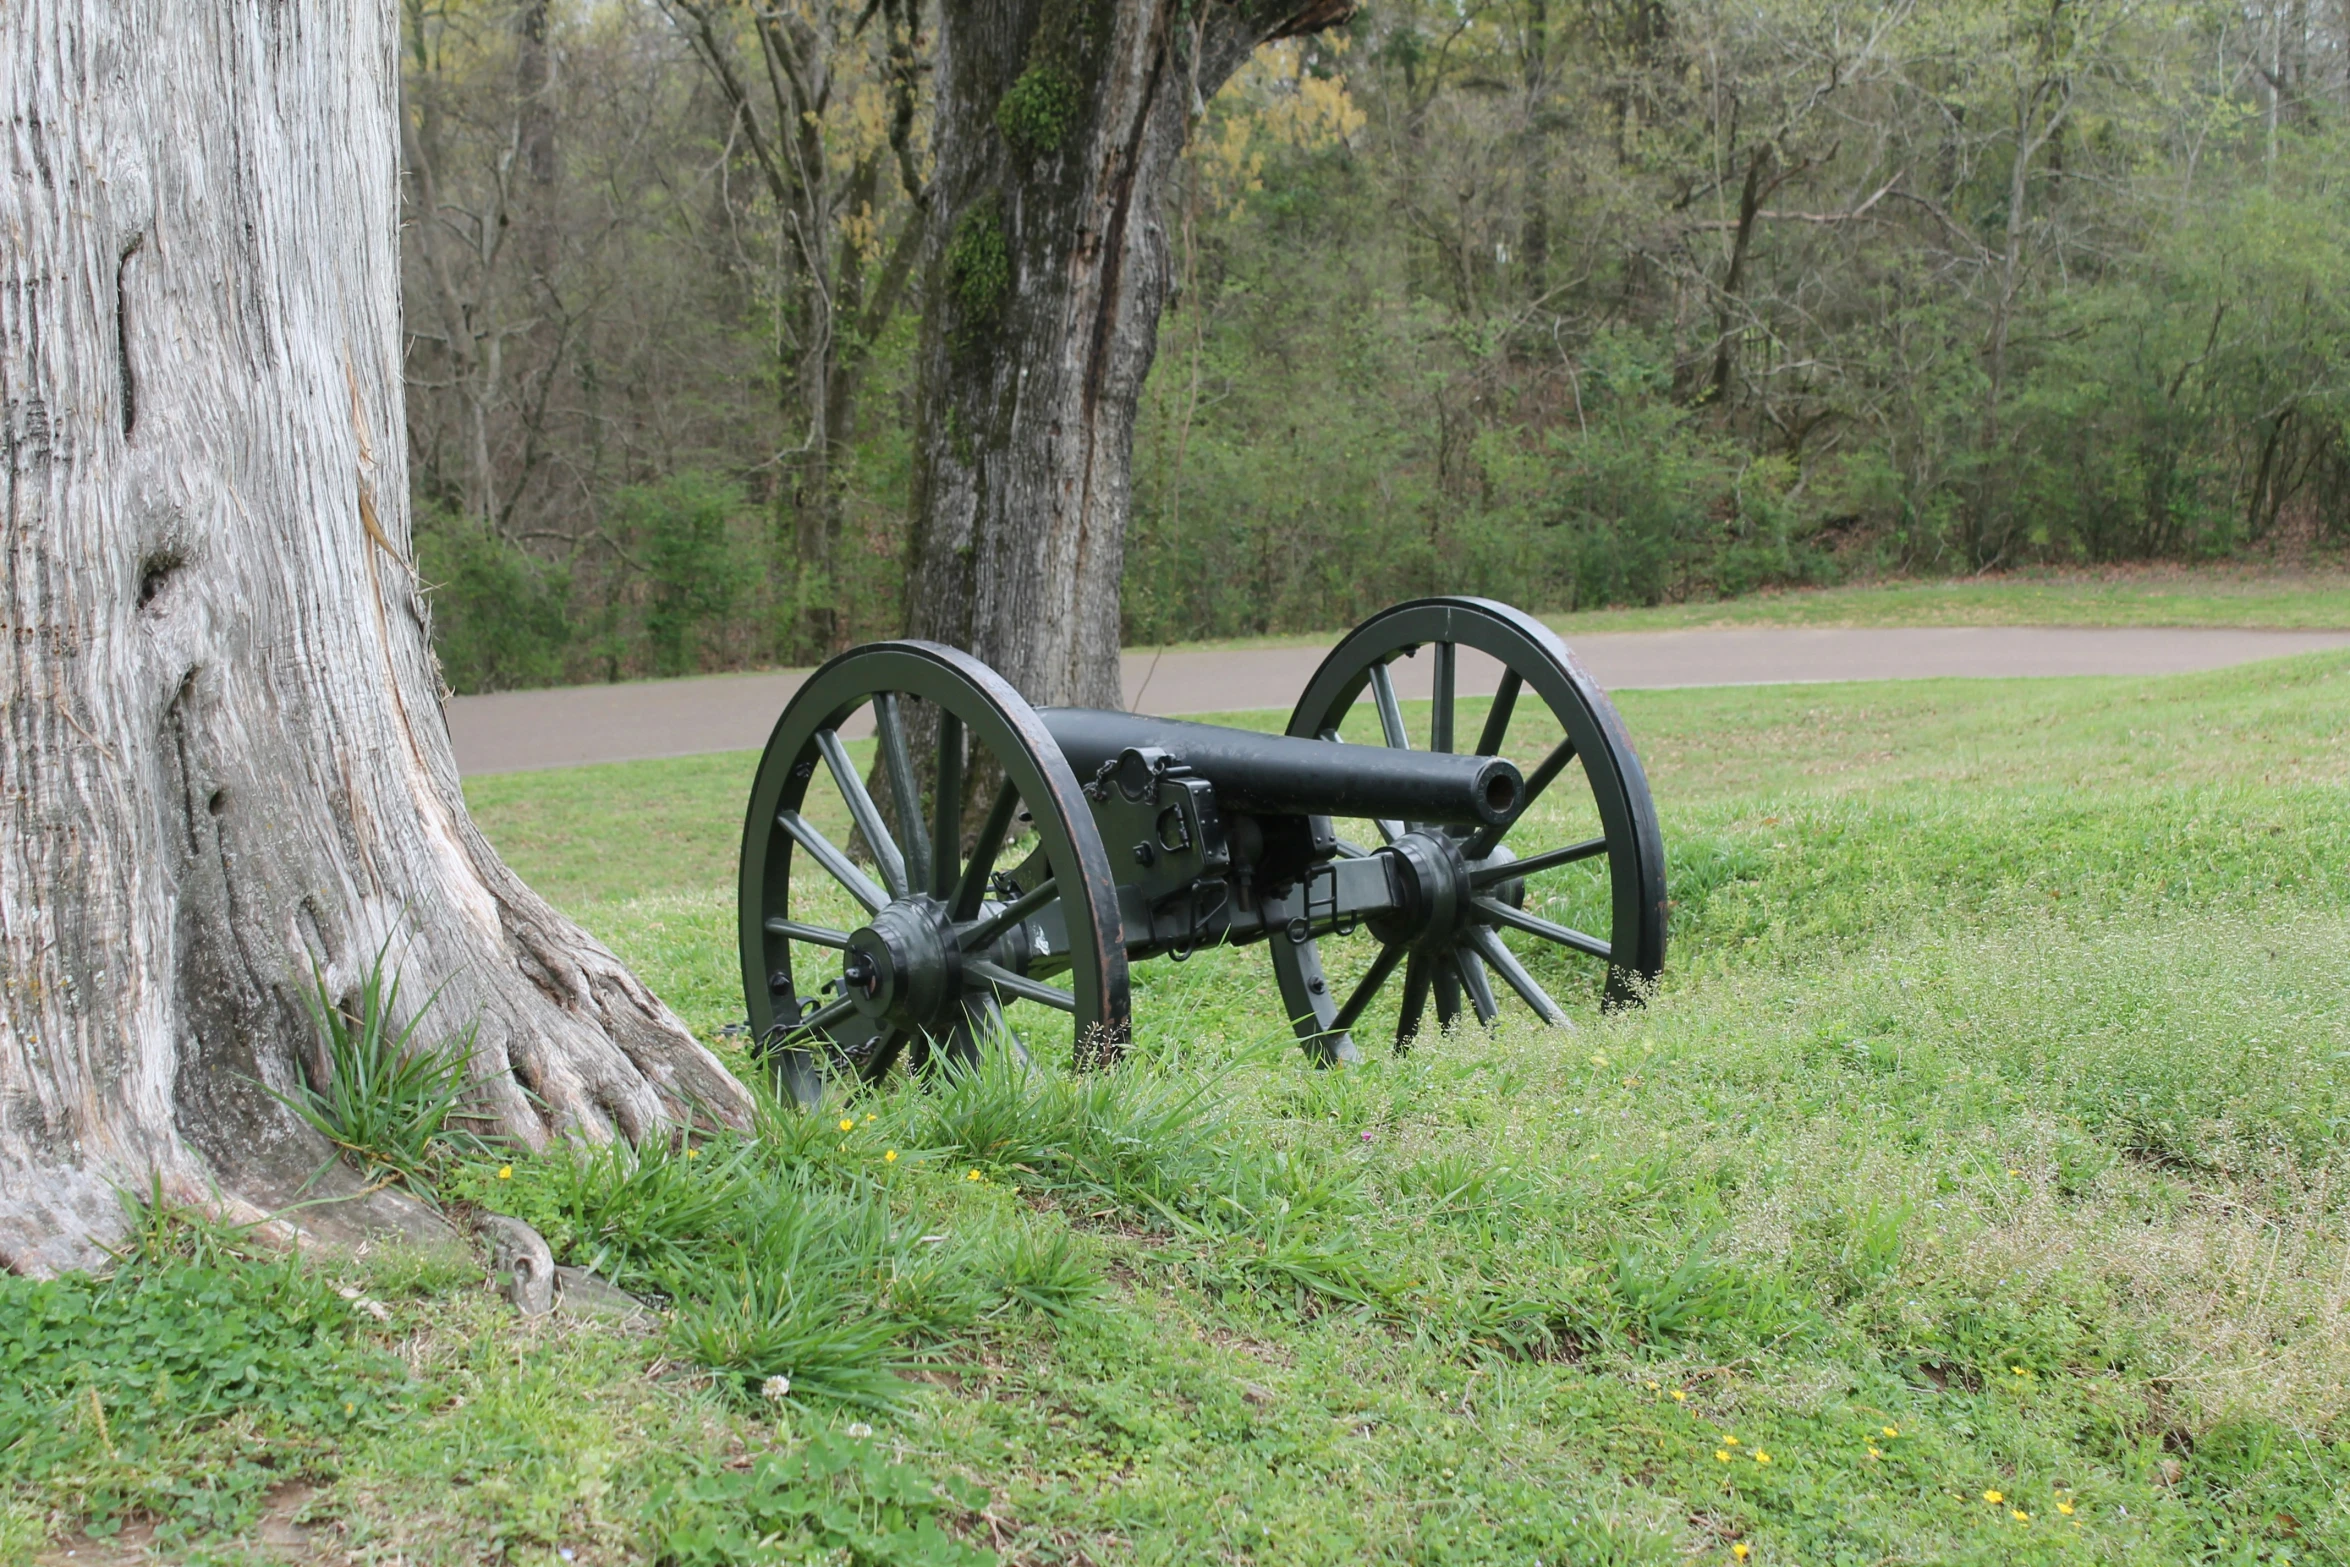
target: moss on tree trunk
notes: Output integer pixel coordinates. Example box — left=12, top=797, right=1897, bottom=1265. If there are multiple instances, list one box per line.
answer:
left=903, top=0, right=1355, bottom=707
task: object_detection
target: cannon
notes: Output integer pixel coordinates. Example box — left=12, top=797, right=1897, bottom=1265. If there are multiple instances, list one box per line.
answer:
left=738, top=597, right=1666, bottom=1101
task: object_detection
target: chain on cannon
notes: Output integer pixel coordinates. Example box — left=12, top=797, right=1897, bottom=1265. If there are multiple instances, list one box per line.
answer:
left=736, top=597, right=1667, bottom=1102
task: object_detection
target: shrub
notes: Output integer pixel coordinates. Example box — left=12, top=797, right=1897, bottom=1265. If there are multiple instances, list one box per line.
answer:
left=414, top=504, right=573, bottom=693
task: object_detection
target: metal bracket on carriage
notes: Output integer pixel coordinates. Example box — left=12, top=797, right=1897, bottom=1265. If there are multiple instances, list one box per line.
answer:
left=1084, top=744, right=1184, bottom=802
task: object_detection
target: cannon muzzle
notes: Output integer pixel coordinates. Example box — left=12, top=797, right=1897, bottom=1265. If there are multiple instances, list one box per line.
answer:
left=1040, top=708, right=1523, bottom=828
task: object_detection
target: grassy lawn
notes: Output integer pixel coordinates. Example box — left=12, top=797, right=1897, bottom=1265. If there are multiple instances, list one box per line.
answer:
left=1108, top=564, right=2350, bottom=653
left=12, top=652, right=2350, bottom=1565
left=1545, top=564, right=2350, bottom=635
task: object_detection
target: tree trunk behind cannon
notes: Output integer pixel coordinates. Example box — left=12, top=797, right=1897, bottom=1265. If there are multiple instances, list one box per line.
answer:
left=903, top=0, right=1356, bottom=710
left=0, top=1, right=752, bottom=1276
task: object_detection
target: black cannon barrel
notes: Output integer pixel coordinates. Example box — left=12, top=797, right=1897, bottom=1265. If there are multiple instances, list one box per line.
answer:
left=1039, top=708, right=1523, bottom=828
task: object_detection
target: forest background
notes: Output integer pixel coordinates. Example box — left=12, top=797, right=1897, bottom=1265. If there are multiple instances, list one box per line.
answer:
left=402, top=0, right=2350, bottom=694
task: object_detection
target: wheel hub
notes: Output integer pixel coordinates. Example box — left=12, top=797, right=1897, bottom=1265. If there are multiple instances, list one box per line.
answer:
left=1371, top=831, right=1473, bottom=953
left=1370, top=832, right=1526, bottom=955
left=843, top=898, right=961, bottom=1029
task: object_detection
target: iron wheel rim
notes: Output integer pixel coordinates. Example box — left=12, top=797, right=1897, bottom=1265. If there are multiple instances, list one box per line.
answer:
left=1281, top=597, right=1666, bottom=1049
left=739, top=641, right=1130, bottom=1102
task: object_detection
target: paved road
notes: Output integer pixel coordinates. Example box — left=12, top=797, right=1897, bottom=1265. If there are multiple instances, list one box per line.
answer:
left=447, top=625, right=2350, bottom=776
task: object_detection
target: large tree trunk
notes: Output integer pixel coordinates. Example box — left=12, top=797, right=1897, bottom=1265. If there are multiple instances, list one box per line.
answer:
left=1, top=1, right=752, bottom=1277
left=903, top=0, right=1354, bottom=708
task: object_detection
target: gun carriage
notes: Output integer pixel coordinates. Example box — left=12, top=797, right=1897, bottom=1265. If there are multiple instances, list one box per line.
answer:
left=738, top=598, right=1666, bottom=1103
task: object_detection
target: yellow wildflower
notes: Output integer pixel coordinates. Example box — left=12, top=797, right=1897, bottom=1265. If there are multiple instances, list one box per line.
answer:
left=1723, top=1435, right=1739, bottom=1446
left=1983, top=1490, right=2003, bottom=1504
left=1732, top=1545, right=1749, bottom=1561
left=497, top=1165, right=513, bottom=1181
left=2012, top=1510, right=2030, bottom=1522
left=1671, top=1389, right=1687, bottom=1402
left=2056, top=1502, right=2074, bottom=1516
left=884, top=1150, right=898, bottom=1163
left=1715, top=1450, right=1731, bottom=1463
left=1645, top=1380, right=1660, bottom=1391
left=1752, top=1451, right=1771, bottom=1465
left=2012, top=1366, right=2028, bottom=1377
left=967, top=1169, right=981, bottom=1181
left=686, top=1147, right=699, bottom=1159
left=1867, top=1446, right=1882, bottom=1459
left=1881, top=1425, right=1898, bottom=1438
left=838, top=1118, right=855, bottom=1132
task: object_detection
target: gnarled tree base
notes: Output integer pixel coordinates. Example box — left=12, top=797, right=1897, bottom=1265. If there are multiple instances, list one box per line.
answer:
left=1, top=1, right=751, bottom=1276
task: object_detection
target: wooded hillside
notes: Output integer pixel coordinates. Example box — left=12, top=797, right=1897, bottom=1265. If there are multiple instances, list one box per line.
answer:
left=402, top=1, right=2350, bottom=690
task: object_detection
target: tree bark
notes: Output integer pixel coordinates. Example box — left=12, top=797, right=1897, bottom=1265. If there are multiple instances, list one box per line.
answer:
left=903, top=0, right=1354, bottom=709
left=1, top=0, right=752, bottom=1276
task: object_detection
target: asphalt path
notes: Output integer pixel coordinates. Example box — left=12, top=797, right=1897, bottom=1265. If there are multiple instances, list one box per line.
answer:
left=446, top=624, right=2350, bottom=776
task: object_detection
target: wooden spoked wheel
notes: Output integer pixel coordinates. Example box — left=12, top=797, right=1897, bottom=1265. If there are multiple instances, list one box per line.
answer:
left=1273, top=597, right=1666, bottom=1057
left=739, top=642, right=1130, bottom=1105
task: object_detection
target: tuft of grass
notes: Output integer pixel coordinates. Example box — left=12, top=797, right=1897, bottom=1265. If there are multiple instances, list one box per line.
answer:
left=270, top=939, right=482, bottom=1188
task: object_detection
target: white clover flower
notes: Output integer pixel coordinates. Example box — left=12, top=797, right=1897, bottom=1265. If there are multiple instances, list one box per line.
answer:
left=845, top=1421, right=874, bottom=1439
left=761, top=1375, right=791, bottom=1401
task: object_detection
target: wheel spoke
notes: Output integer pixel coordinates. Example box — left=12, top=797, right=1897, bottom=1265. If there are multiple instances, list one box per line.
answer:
left=1395, top=951, right=1432, bottom=1051
left=1434, top=953, right=1463, bottom=1028
left=956, top=877, right=1059, bottom=954
left=951, top=779, right=1020, bottom=920
left=777, top=993, right=859, bottom=1040
left=1330, top=941, right=1405, bottom=1033
left=818, top=1012, right=902, bottom=1079
left=778, top=811, right=888, bottom=913
left=1373, top=818, right=1404, bottom=845
left=932, top=995, right=994, bottom=1074
left=763, top=915, right=852, bottom=948
left=1517, top=735, right=1580, bottom=812
left=1464, top=735, right=1577, bottom=859
left=1464, top=926, right=1568, bottom=1025
left=1471, top=835, right=1609, bottom=887
left=1456, top=945, right=1499, bottom=1026
left=1368, top=661, right=1410, bottom=750
left=1474, top=668, right=1523, bottom=758
left=932, top=711, right=964, bottom=900
left=860, top=1024, right=907, bottom=1079
left=874, top=693, right=931, bottom=897
left=1431, top=641, right=1456, bottom=753
left=1474, top=895, right=1611, bottom=962
left=967, top=959, right=1076, bottom=1013
left=814, top=728, right=906, bottom=900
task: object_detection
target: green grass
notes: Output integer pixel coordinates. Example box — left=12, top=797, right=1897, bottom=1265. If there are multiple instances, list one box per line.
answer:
left=1110, top=564, right=2350, bottom=652
left=1545, top=564, right=2350, bottom=635
left=14, top=651, right=2350, bottom=1564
